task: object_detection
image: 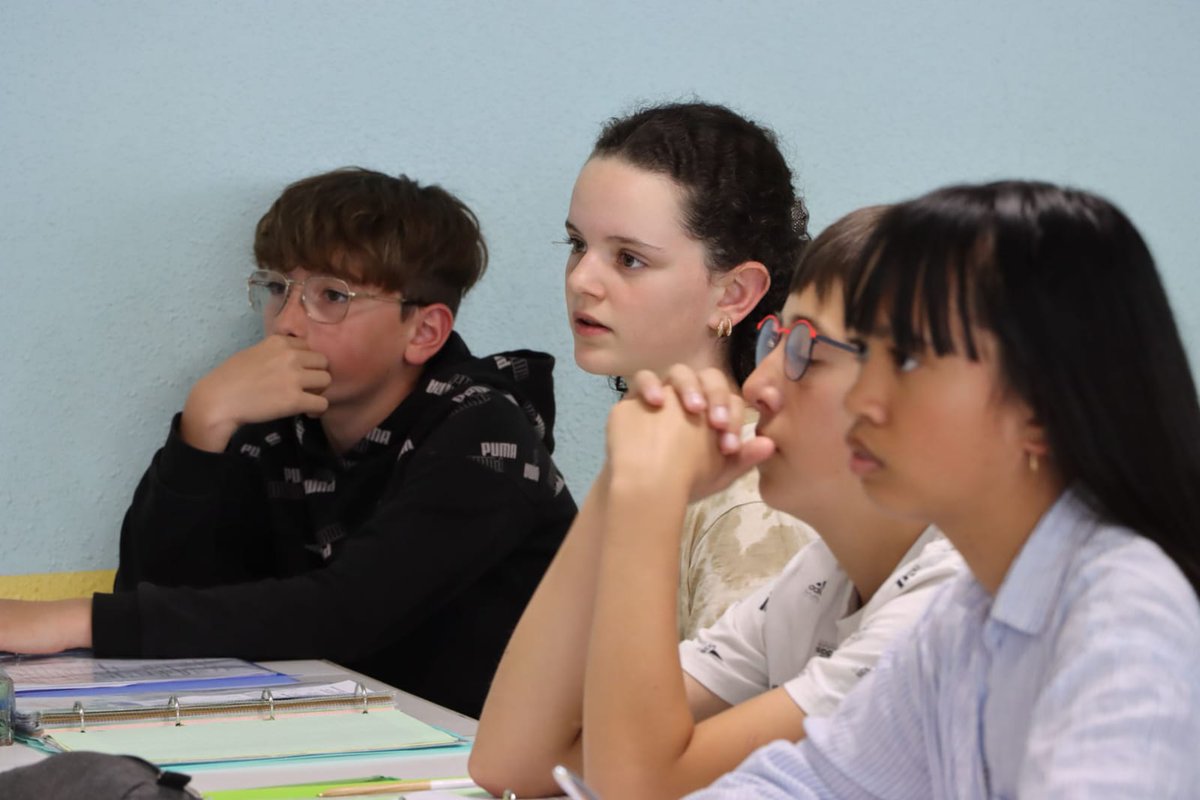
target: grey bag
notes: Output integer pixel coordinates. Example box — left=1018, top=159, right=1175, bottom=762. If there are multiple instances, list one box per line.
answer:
left=0, top=751, right=199, bottom=799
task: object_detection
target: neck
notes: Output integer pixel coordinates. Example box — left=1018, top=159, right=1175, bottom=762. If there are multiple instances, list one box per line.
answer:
left=320, top=369, right=423, bottom=455
left=802, top=497, right=928, bottom=604
left=939, top=473, right=1065, bottom=595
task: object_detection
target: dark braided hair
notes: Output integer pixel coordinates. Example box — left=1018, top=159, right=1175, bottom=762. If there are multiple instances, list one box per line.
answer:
left=592, top=102, right=809, bottom=386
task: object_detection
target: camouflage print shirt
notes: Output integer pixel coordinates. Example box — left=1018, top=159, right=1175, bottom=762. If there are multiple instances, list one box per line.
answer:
left=677, top=416, right=817, bottom=639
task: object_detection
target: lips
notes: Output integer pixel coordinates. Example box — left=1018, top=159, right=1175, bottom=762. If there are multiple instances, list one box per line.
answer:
left=572, top=312, right=612, bottom=336
left=846, top=432, right=884, bottom=476
left=754, top=420, right=777, bottom=446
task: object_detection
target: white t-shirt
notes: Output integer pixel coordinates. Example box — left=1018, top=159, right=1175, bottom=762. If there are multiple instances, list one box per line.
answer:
left=679, top=527, right=962, bottom=717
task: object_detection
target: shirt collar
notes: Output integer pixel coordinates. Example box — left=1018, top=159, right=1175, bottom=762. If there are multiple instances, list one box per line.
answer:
left=988, top=488, right=1099, bottom=635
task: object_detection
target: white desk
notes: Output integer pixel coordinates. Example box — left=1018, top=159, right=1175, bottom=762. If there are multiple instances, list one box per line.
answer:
left=0, top=659, right=478, bottom=794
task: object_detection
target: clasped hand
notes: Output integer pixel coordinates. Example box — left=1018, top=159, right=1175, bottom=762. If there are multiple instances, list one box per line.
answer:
left=605, top=365, right=775, bottom=503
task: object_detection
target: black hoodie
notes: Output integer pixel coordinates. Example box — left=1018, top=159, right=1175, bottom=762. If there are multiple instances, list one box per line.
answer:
left=97, top=333, right=576, bottom=717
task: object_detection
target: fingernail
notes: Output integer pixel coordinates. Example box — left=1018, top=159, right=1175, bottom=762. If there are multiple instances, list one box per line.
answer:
left=685, top=391, right=705, bottom=409
left=721, top=432, right=740, bottom=451
left=710, top=405, right=729, bottom=424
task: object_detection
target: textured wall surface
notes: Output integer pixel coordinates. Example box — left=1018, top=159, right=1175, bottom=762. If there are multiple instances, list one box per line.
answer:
left=2, top=1, right=1198, bottom=574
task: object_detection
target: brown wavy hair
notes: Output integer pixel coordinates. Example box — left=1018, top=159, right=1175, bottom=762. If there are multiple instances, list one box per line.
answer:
left=253, top=167, right=487, bottom=313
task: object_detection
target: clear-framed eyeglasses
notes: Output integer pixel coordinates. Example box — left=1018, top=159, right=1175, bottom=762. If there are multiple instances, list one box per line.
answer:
left=246, top=269, right=426, bottom=325
left=755, top=314, right=862, bottom=381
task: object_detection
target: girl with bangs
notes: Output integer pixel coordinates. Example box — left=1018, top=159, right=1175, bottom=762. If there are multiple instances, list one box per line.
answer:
left=690, top=180, right=1200, bottom=798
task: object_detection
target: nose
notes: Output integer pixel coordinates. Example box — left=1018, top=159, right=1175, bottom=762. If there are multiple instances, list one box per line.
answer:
left=269, top=285, right=309, bottom=338
left=565, top=250, right=604, bottom=300
left=844, top=345, right=886, bottom=424
left=743, top=343, right=784, bottom=418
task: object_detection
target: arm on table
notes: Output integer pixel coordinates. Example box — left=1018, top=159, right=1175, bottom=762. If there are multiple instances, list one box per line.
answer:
left=469, top=467, right=610, bottom=797
left=0, top=598, right=92, bottom=653
left=474, top=366, right=769, bottom=799
left=94, top=397, right=562, bottom=663
left=583, top=373, right=788, bottom=800
left=688, top=620, right=939, bottom=800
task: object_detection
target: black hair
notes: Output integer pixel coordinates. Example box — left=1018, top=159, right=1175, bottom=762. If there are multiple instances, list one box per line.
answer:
left=593, top=101, right=809, bottom=385
left=789, top=205, right=890, bottom=302
left=846, top=180, right=1200, bottom=594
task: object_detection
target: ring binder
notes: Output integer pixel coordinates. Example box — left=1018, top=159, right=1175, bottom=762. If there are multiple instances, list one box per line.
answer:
left=20, top=684, right=394, bottom=735
left=354, top=681, right=370, bottom=714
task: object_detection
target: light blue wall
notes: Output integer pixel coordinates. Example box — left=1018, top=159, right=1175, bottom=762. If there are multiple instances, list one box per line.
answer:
left=2, top=1, right=1198, bottom=573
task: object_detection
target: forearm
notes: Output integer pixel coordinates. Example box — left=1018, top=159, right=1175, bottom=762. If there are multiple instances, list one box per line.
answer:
left=584, top=472, right=700, bottom=799
left=470, top=468, right=610, bottom=797
left=0, top=598, right=92, bottom=654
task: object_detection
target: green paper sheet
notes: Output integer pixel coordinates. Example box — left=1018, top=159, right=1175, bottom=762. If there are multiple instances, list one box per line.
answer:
left=202, top=775, right=397, bottom=799
left=45, top=708, right=458, bottom=766
left=181, top=742, right=471, bottom=772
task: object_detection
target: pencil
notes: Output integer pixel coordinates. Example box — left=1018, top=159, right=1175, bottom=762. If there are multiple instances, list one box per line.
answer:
left=318, top=777, right=477, bottom=796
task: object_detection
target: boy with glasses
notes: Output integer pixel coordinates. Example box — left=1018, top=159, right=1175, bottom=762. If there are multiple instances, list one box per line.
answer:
left=471, top=205, right=964, bottom=798
left=0, top=168, right=576, bottom=718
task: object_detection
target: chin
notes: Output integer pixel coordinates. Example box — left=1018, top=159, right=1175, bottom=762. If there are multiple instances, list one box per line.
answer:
left=860, top=479, right=928, bottom=522
left=572, top=346, right=623, bottom=378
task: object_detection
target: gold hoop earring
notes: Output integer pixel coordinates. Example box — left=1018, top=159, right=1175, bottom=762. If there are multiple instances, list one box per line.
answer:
left=714, top=317, right=733, bottom=338
left=1028, top=452, right=1040, bottom=473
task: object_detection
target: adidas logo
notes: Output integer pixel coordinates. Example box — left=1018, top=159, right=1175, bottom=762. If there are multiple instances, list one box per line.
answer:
left=806, top=580, right=826, bottom=599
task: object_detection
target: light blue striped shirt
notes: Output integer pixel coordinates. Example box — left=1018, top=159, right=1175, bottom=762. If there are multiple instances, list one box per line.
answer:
left=688, top=490, right=1200, bottom=799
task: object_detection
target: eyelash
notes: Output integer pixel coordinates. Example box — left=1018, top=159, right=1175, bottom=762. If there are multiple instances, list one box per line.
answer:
left=618, top=251, right=647, bottom=270
left=559, top=236, right=648, bottom=270
left=852, top=340, right=919, bottom=373
left=890, top=348, right=920, bottom=372
left=558, top=236, right=585, bottom=254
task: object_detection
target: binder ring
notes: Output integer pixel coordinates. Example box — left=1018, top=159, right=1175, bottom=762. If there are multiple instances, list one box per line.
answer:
left=73, top=701, right=86, bottom=733
left=261, top=688, right=276, bottom=720
left=354, top=682, right=370, bottom=714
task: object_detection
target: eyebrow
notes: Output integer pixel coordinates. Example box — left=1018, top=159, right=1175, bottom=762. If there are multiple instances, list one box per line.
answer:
left=564, top=220, right=665, bottom=251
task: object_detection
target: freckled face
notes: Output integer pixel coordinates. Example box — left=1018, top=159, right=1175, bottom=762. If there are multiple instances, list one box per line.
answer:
left=564, top=157, right=724, bottom=380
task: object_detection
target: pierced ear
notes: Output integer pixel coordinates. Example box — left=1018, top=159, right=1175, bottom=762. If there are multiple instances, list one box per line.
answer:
left=712, top=261, right=771, bottom=328
left=404, top=304, right=455, bottom=366
left=1020, top=411, right=1051, bottom=459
